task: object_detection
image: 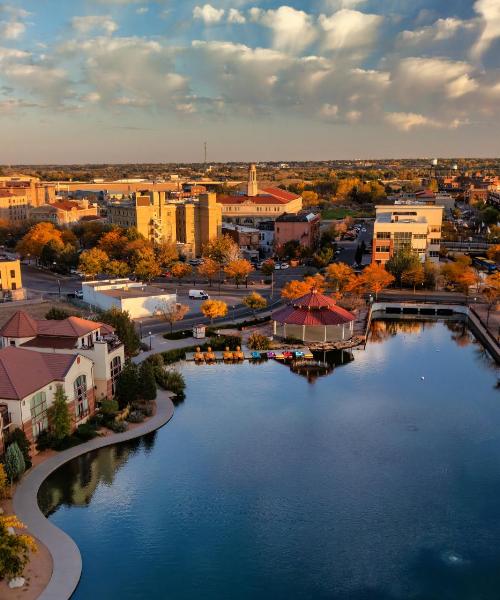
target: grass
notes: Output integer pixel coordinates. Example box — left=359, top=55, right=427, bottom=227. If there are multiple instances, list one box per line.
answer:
left=0, top=299, right=83, bottom=328
left=320, top=206, right=375, bottom=220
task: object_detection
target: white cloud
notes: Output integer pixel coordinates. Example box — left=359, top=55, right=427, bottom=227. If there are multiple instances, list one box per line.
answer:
left=446, top=73, right=479, bottom=98
left=2, top=63, right=71, bottom=106
left=250, top=6, right=317, bottom=54
left=400, top=17, right=476, bottom=46
left=0, top=20, right=25, bottom=39
left=193, top=4, right=225, bottom=24
left=0, top=4, right=30, bottom=19
left=72, top=15, right=118, bottom=35
left=0, top=46, right=30, bottom=62
left=319, top=9, right=383, bottom=51
left=227, top=8, right=245, bottom=24
left=471, top=0, right=500, bottom=59
left=385, top=111, right=468, bottom=131
left=136, top=7, right=149, bottom=15
left=320, top=103, right=338, bottom=118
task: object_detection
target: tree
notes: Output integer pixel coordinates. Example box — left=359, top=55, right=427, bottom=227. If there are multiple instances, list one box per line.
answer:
left=115, top=361, right=140, bottom=408
left=156, top=301, right=189, bottom=333
left=98, top=229, right=128, bottom=259
left=45, top=307, right=71, bottom=320
left=247, top=333, right=271, bottom=350
left=312, top=247, right=333, bottom=268
left=40, top=238, right=64, bottom=267
left=401, top=263, right=425, bottom=292
left=16, top=222, right=64, bottom=260
left=0, top=515, right=37, bottom=580
left=201, top=299, right=228, bottom=323
left=486, top=244, right=500, bottom=264
left=5, top=428, right=32, bottom=469
left=326, top=262, right=355, bottom=296
left=197, top=258, right=219, bottom=287
left=483, top=272, right=500, bottom=325
left=49, top=385, right=71, bottom=442
left=4, top=443, right=25, bottom=483
left=139, top=360, right=157, bottom=401
left=105, top=259, right=129, bottom=278
left=261, top=259, right=275, bottom=276
left=224, top=259, right=253, bottom=288
left=99, top=307, right=140, bottom=356
left=281, top=274, right=325, bottom=300
left=134, top=256, right=161, bottom=282
left=171, top=261, right=192, bottom=283
left=386, top=249, right=421, bottom=287
left=243, top=292, right=267, bottom=316
left=79, top=247, right=109, bottom=278
left=0, top=464, right=9, bottom=499
left=155, top=240, right=178, bottom=267
left=302, top=190, right=319, bottom=207
left=423, top=260, right=438, bottom=290
left=481, top=206, right=499, bottom=226
left=358, top=263, right=394, bottom=299
left=203, top=234, right=240, bottom=265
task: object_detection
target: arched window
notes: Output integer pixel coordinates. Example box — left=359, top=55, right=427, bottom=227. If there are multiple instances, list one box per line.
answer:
left=110, top=356, right=122, bottom=395
left=30, top=391, right=48, bottom=438
left=74, top=375, right=88, bottom=420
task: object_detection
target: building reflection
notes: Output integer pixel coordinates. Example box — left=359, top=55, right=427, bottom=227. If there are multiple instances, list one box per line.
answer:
left=38, top=434, right=157, bottom=516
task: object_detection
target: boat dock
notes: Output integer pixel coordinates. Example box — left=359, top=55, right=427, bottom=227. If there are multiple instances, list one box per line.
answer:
left=185, top=348, right=314, bottom=362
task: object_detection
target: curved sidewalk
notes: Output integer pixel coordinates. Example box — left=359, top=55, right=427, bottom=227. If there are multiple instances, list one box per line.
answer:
left=13, top=391, right=175, bottom=600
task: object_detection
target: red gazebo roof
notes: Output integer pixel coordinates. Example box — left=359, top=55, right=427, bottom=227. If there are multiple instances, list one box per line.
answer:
left=272, top=290, right=355, bottom=326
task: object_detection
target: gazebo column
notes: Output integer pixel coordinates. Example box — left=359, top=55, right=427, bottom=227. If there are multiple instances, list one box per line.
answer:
left=302, top=324, right=306, bottom=341
left=342, top=324, right=345, bottom=340
left=324, top=326, right=327, bottom=342
left=283, top=323, right=286, bottom=338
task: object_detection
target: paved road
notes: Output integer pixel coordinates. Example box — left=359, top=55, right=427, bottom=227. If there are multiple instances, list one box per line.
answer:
left=336, top=222, right=374, bottom=267
left=21, top=264, right=81, bottom=296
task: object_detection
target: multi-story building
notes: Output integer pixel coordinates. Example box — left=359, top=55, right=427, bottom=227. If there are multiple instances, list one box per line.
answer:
left=257, top=221, right=275, bottom=256
left=0, top=255, right=25, bottom=300
left=275, top=211, right=321, bottom=251
left=222, top=223, right=261, bottom=260
left=0, top=310, right=124, bottom=402
left=217, top=164, right=302, bottom=226
left=30, top=199, right=99, bottom=225
left=373, top=203, right=443, bottom=264
left=0, top=175, right=56, bottom=207
left=108, top=192, right=221, bottom=257
left=0, top=189, right=31, bottom=223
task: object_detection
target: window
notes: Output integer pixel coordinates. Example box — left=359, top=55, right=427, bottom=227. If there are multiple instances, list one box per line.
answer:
left=393, top=231, right=412, bottom=253
left=10, top=270, right=15, bottom=278
left=413, top=233, right=427, bottom=239
left=430, top=239, right=440, bottom=245
left=11, top=283, right=16, bottom=290
left=30, top=391, right=48, bottom=438
left=430, top=226, right=441, bottom=233
left=376, top=232, right=391, bottom=239
left=429, top=251, right=440, bottom=258
left=110, top=356, right=122, bottom=394
left=74, top=375, right=88, bottom=420
left=376, top=245, right=391, bottom=253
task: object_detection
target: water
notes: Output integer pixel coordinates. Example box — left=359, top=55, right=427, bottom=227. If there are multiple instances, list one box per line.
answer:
left=38, top=319, right=500, bottom=600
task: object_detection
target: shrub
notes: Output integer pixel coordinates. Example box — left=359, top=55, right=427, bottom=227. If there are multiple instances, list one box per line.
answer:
left=45, top=307, right=71, bottom=320
left=49, top=385, right=71, bottom=442
left=88, top=413, right=104, bottom=428
left=5, top=428, right=32, bottom=470
left=128, top=410, right=145, bottom=424
left=75, top=423, right=98, bottom=441
left=139, top=360, right=157, bottom=401
left=100, top=399, right=119, bottom=415
left=110, top=420, right=128, bottom=433
left=115, top=361, right=140, bottom=409
left=146, top=353, right=164, bottom=369
left=156, top=369, right=186, bottom=396
left=162, top=348, right=189, bottom=364
left=35, top=430, right=56, bottom=452
left=139, top=341, right=149, bottom=352
left=0, top=516, right=37, bottom=580
left=4, top=443, right=25, bottom=482
left=247, top=333, right=271, bottom=350
left=0, top=464, right=8, bottom=499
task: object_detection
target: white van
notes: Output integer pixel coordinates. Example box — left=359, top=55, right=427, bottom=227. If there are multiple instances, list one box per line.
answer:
left=189, top=289, right=209, bottom=300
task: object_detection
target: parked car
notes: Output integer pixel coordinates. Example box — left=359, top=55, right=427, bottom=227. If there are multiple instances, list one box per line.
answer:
left=279, top=262, right=290, bottom=269
left=189, top=289, right=209, bottom=300
left=75, top=290, right=83, bottom=299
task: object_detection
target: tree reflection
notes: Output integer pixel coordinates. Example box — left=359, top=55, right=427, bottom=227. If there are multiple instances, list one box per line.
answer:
left=445, top=320, right=473, bottom=348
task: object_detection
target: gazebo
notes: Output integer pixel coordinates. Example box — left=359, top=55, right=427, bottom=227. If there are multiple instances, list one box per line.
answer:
left=272, top=290, right=355, bottom=343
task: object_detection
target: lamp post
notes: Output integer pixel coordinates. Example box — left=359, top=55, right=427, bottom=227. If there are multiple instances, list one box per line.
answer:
left=149, top=331, right=152, bottom=351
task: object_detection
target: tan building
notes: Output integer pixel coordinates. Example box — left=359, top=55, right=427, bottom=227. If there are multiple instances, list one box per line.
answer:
left=217, top=164, right=302, bottom=226
left=108, top=191, right=221, bottom=256
left=373, top=203, right=443, bottom=264
left=0, top=175, right=56, bottom=207
left=0, top=189, right=31, bottom=223
left=0, top=256, right=25, bottom=300
left=30, top=199, right=99, bottom=225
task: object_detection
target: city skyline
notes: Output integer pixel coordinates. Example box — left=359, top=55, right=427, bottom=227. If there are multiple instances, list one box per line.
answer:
left=1, top=0, right=500, bottom=162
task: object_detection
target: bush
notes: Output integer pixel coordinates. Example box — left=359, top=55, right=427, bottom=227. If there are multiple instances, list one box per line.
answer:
left=128, top=410, right=145, bottom=424
left=163, top=330, right=192, bottom=340
left=142, top=403, right=154, bottom=417
left=156, top=369, right=186, bottom=395
left=146, top=353, right=164, bottom=369
left=162, top=347, right=189, bottom=364
left=139, top=341, right=149, bottom=352
left=75, top=422, right=98, bottom=441
left=110, top=420, right=129, bottom=433
left=35, top=430, right=56, bottom=452
left=45, top=307, right=72, bottom=320
left=100, top=399, right=119, bottom=415
left=247, top=333, right=271, bottom=350
left=88, top=413, right=104, bottom=428
left=4, top=442, right=26, bottom=482
left=5, top=428, right=32, bottom=469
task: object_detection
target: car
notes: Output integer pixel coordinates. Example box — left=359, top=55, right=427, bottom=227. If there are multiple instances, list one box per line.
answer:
left=361, top=228, right=367, bottom=233
left=75, top=290, right=83, bottom=299
left=278, top=262, right=290, bottom=269
left=189, top=289, right=209, bottom=300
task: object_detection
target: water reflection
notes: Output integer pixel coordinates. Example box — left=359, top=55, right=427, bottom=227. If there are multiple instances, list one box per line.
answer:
left=38, top=433, right=157, bottom=517
left=370, top=318, right=438, bottom=343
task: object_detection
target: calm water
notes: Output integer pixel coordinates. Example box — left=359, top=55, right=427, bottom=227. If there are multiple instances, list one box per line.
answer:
left=38, top=319, right=500, bottom=600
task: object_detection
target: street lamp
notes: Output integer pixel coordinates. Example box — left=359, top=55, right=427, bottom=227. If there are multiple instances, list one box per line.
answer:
left=232, top=305, right=236, bottom=321
left=148, top=331, right=152, bottom=351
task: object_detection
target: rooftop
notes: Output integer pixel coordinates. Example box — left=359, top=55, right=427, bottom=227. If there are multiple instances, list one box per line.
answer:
left=272, top=290, right=355, bottom=327
left=96, top=285, right=175, bottom=300
left=276, top=211, right=319, bottom=223
left=0, top=310, right=113, bottom=339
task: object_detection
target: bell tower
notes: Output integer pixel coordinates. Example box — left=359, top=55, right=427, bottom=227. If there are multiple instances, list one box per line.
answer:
left=247, top=163, right=258, bottom=197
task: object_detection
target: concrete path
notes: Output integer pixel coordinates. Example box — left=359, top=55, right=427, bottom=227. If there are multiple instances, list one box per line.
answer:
left=13, top=390, right=175, bottom=600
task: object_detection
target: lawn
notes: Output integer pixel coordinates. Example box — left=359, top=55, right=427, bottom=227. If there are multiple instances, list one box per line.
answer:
left=320, top=205, right=375, bottom=220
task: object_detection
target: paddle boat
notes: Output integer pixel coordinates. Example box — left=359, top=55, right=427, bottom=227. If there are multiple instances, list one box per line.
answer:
left=204, top=346, right=216, bottom=362
left=194, top=347, right=205, bottom=362
left=223, top=346, right=234, bottom=361
left=267, top=351, right=276, bottom=359
left=232, top=346, right=245, bottom=361
left=251, top=351, right=262, bottom=360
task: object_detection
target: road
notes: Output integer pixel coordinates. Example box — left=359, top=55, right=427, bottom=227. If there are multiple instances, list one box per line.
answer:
left=21, top=265, right=81, bottom=296
left=336, top=222, right=374, bottom=267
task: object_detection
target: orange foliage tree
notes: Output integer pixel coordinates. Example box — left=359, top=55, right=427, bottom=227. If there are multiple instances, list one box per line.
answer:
left=224, top=259, right=254, bottom=288
left=281, top=274, right=326, bottom=300
left=358, top=263, right=394, bottom=299
left=170, top=261, right=193, bottom=283
left=16, top=222, right=64, bottom=259
left=201, top=299, right=228, bottom=323
left=325, top=262, right=355, bottom=296
left=197, top=258, right=219, bottom=287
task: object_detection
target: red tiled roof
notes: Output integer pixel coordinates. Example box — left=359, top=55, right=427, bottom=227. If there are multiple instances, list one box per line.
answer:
left=272, top=291, right=355, bottom=326
left=261, top=187, right=300, bottom=201
left=0, top=310, right=111, bottom=339
left=218, top=194, right=290, bottom=205
left=20, top=335, right=78, bottom=349
left=0, top=190, right=26, bottom=198
left=51, top=200, right=80, bottom=211
left=0, top=347, right=77, bottom=400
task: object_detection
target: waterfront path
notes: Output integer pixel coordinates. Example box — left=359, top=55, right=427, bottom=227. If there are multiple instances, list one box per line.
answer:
left=13, top=390, right=175, bottom=600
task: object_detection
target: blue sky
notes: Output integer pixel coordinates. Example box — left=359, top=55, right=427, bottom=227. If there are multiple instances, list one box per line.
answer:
left=1, top=0, right=500, bottom=162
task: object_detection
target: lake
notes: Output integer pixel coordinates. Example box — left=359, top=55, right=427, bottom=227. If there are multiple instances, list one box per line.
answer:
left=38, top=319, right=500, bottom=600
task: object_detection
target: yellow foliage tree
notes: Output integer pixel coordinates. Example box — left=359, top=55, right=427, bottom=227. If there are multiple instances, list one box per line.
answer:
left=243, top=292, right=267, bottom=316
left=201, top=299, right=228, bottom=323
left=155, top=240, right=178, bottom=267
left=98, top=229, right=128, bottom=259
left=281, top=274, right=325, bottom=300
left=197, top=258, right=219, bottom=287
left=486, top=244, right=500, bottom=264
left=0, top=463, right=8, bottom=499
left=0, top=514, right=37, bottom=580
left=16, top=222, right=64, bottom=259
left=358, top=263, right=394, bottom=299
left=78, top=247, right=109, bottom=277
left=171, top=261, right=192, bottom=283
left=224, top=259, right=254, bottom=288
left=326, top=262, right=355, bottom=296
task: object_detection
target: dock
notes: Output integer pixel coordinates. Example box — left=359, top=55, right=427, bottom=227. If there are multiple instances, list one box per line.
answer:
left=185, top=348, right=314, bottom=362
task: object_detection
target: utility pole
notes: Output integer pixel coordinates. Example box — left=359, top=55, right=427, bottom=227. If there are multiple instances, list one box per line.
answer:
left=204, top=141, right=207, bottom=165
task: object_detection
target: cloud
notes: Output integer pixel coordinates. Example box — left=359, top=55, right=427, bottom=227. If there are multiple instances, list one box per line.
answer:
left=250, top=6, right=317, bottom=54
left=136, top=6, right=149, bottom=14
left=193, top=4, right=225, bottom=24
left=0, top=20, right=25, bottom=39
left=399, top=17, right=476, bottom=46
left=0, top=46, right=30, bottom=62
left=72, top=15, right=118, bottom=35
left=0, top=4, right=30, bottom=19
left=385, top=111, right=469, bottom=131
left=319, top=9, right=383, bottom=51
left=227, top=8, right=245, bottom=24
left=471, top=0, right=500, bottom=59
left=2, top=63, right=72, bottom=107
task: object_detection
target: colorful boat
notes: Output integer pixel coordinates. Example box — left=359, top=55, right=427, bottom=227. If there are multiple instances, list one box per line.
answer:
left=194, top=347, right=205, bottom=362
left=223, top=346, right=233, bottom=361
left=251, top=351, right=262, bottom=360
left=232, top=346, right=245, bottom=361
left=267, top=351, right=276, bottom=358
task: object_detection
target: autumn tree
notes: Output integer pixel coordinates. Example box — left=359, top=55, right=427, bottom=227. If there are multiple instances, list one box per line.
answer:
left=49, top=385, right=71, bottom=442
left=0, top=515, right=37, bottom=580
left=197, top=257, right=219, bottom=287
left=134, top=255, right=161, bottom=282
left=171, top=261, right=192, bottom=283
left=386, top=249, right=421, bottom=287
left=155, top=240, right=178, bottom=267
left=281, top=274, right=325, bottom=300
left=105, top=259, right=129, bottom=278
left=302, top=190, right=319, bottom=207
left=79, top=247, right=109, bottom=278
left=358, top=263, right=394, bottom=299
left=156, top=301, right=189, bottom=333
left=326, top=262, right=355, bottom=297
left=98, top=228, right=128, bottom=259
left=224, top=258, right=254, bottom=288
left=401, top=263, right=425, bottom=292
left=260, top=259, right=275, bottom=276
left=203, top=234, right=240, bottom=265
left=483, top=272, right=500, bottom=325
left=243, top=292, right=267, bottom=316
left=16, top=222, right=64, bottom=260
left=441, top=257, right=479, bottom=294
left=201, top=299, right=228, bottom=323
left=486, top=244, right=500, bottom=264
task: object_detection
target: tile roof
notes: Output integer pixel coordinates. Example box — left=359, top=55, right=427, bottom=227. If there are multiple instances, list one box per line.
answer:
left=261, top=187, right=301, bottom=201
left=0, top=311, right=38, bottom=337
left=272, top=291, right=355, bottom=326
left=217, top=194, right=289, bottom=205
left=20, top=336, right=78, bottom=349
left=0, top=347, right=77, bottom=400
left=0, top=310, right=111, bottom=339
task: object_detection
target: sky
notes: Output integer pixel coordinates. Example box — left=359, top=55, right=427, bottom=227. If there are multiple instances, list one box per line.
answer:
left=1, top=0, right=500, bottom=163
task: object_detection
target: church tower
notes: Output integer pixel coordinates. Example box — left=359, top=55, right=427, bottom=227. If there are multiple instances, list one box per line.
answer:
left=247, top=163, right=258, bottom=197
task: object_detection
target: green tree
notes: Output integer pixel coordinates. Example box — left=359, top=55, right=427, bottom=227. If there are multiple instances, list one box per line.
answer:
left=115, top=361, right=140, bottom=409
left=49, top=385, right=71, bottom=442
left=4, top=443, right=25, bottom=483
left=45, top=307, right=71, bottom=320
left=79, top=247, right=109, bottom=278
left=5, top=428, right=32, bottom=469
left=312, top=247, right=334, bottom=268
left=139, top=360, right=157, bottom=401
left=386, top=249, right=421, bottom=287
left=99, top=307, right=140, bottom=356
